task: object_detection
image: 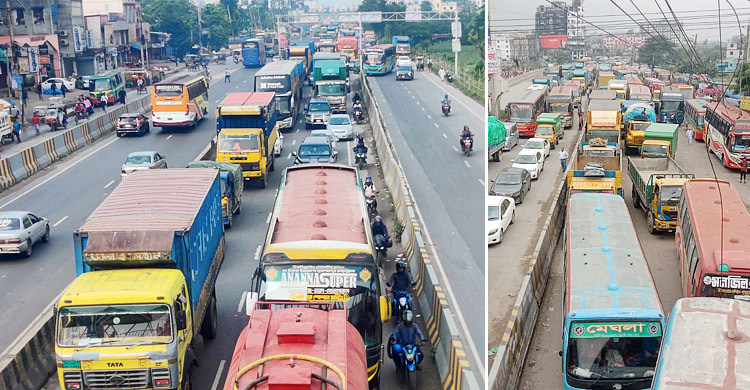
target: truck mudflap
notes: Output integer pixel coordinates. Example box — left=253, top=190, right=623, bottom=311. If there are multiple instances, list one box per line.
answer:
left=193, top=235, right=225, bottom=336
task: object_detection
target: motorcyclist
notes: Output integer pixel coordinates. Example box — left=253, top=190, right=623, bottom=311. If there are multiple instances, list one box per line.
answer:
left=371, top=215, right=389, bottom=244
left=460, top=125, right=474, bottom=151
left=364, top=176, right=378, bottom=209
left=389, top=310, right=426, bottom=367
left=387, top=262, right=416, bottom=292
left=441, top=94, right=451, bottom=113
left=353, top=92, right=361, bottom=104
left=353, top=134, right=368, bottom=154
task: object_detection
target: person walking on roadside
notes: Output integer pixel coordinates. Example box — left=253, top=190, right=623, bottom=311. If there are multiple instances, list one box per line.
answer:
left=32, top=113, right=41, bottom=135
left=84, top=96, right=93, bottom=115
left=60, top=83, right=67, bottom=98
left=741, top=156, right=748, bottom=183
left=118, top=88, right=126, bottom=105
left=686, top=127, right=694, bottom=146
left=438, top=66, right=446, bottom=82
left=578, top=109, right=584, bottom=130
left=21, top=88, right=27, bottom=109
left=559, top=146, right=569, bottom=171
left=12, top=120, right=21, bottom=143
left=50, top=80, right=57, bottom=96
left=36, top=83, right=42, bottom=100
left=100, top=91, right=108, bottom=112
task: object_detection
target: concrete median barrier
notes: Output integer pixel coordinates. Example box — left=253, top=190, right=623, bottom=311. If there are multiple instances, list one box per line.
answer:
left=362, top=75, right=482, bottom=390
left=0, top=308, right=55, bottom=390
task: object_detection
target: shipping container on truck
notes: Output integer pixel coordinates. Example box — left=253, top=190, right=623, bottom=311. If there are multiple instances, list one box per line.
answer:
left=254, top=60, right=305, bottom=129
left=57, top=169, right=225, bottom=390
left=313, top=59, right=348, bottom=113
left=223, top=303, right=368, bottom=390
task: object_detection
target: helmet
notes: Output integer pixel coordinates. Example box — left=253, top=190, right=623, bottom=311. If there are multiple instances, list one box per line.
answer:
left=357, top=134, right=364, bottom=141
left=463, top=125, right=469, bottom=131
left=374, top=215, right=382, bottom=224
left=403, top=310, right=414, bottom=324
left=396, top=262, right=406, bottom=271
left=444, top=94, right=448, bottom=99
left=365, top=176, right=373, bottom=185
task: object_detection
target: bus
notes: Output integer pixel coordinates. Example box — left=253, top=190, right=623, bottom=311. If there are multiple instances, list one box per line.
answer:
left=254, top=60, right=305, bottom=130
left=652, top=297, right=750, bottom=389
left=242, top=37, right=266, bottom=68
left=363, top=44, right=396, bottom=75
left=251, top=164, right=389, bottom=388
left=506, top=89, right=547, bottom=137
left=683, top=99, right=708, bottom=142
left=563, top=193, right=665, bottom=390
left=88, top=70, right=124, bottom=106
left=676, top=179, right=750, bottom=298
left=628, top=84, right=652, bottom=102
left=705, top=102, right=750, bottom=169
left=150, top=75, right=209, bottom=128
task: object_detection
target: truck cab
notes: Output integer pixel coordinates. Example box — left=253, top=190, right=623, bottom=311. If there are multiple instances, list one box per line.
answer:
left=641, top=123, right=678, bottom=159
left=187, top=161, right=244, bottom=228
left=313, top=59, right=348, bottom=113
left=535, top=113, right=563, bottom=148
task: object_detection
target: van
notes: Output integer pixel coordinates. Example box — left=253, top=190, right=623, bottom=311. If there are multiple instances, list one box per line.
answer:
left=535, top=113, right=563, bottom=148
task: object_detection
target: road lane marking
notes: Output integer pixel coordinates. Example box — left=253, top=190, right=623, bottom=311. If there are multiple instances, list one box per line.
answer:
left=0, top=136, right=120, bottom=210
left=234, top=85, right=239, bottom=89
left=427, top=114, right=432, bottom=119
left=104, top=179, right=115, bottom=189
left=347, top=140, right=353, bottom=166
left=415, top=101, right=420, bottom=105
left=464, top=160, right=471, bottom=168
left=243, top=79, right=247, bottom=83
left=266, top=212, right=272, bottom=224
left=434, top=123, right=439, bottom=128
left=292, top=139, right=296, bottom=146
left=237, top=292, right=247, bottom=312
left=287, top=152, right=292, bottom=160
left=296, top=128, right=300, bottom=133
left=166, top=135, right=173, bottom=140
left=53, top=216, right=68, bottom=227
left=442, top=133, right=447, bottom=139
left=479, top=179, right=485, bottom=186
left=254, top=244, right=262, bottom=261
left=452, top=146, right=458, bottom=152
left=210, top=360, right=227, bottom=390
left=421, top=107, right=425, bottom=111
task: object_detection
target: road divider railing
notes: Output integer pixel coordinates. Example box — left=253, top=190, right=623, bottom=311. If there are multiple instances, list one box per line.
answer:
left=362, top=75, right=482, bottom=390
left=488, top=130, right=581, bottom=389
left=0, top=95, right=152, bottom=193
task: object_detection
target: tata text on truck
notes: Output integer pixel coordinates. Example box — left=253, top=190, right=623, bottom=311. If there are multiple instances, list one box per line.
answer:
left=55, top=169, right=225, bottom=390
left=216, top=92, right=279, bottom=188
left=627, top=156, right=692, bottom=233
left=222, top=303, right=368, bottom=390
left=251, top=164, right=390, bottom=388
left=313, top=59, right=348, bottom=113
left=254, top=60, right=305, bottom=130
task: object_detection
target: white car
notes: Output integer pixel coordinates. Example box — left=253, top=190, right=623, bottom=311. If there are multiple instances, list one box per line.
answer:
left=274, top=133, right=284, bottom=156
left=121, top=151, right=168, bottom=178
left=396, top=56, right=411, bottom=67
left=487, top=196, right=515, bottom=245
left=326, top=114, right=354, bottom=140
left=41, top=77, right=75, bottom=93
left=523, top=138, right=550, bottom=158
left=512, top=149, right=545, bottom=179
left=0, top=211, right=50, bottom=257
left=310, top=129, right=337, bottom=150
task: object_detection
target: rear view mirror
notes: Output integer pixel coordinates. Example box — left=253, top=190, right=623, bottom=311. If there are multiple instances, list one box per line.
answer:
left=245, top=292, right=258, bottom=318
left=291, top=152, right=297, bottom=157
left=176, top=310, right=187, bottom=331
left=332, top=151, right=339, bottom=157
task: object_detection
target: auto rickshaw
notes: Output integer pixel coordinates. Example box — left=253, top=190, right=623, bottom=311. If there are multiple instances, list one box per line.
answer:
left=45, top=104, right=67, bottom=131
left=124, top=69, right=150, bottom=88
left=232, top=49, right=242, bottom=64
left=185, top=54, right=199, bottom=71
left=199, top=53, right=211, bottom=67
left=416, top=56, right=425, bottom=71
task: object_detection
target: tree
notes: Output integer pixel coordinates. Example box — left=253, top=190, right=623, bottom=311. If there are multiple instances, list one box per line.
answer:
left=552, top=49, right=571, bottom=64
left=732, top=62, right=750, bottom=95
left=202, top=3, right=233, bottom=50
left=637, top=36, right=677, bottom=68
left=420, top=1, right=432, bottom=11
left=143, top=0, right=197, bottom=57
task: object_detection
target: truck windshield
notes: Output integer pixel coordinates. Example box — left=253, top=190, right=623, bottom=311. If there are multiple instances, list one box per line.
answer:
left=549, top=103, right=570, bottom=112
left=258, top=263, right=381, bottom=347
left=566, top=329, right=661, bottom=382
left=318, top=84, right=346, bottom=96
left=615, top=91, right=625, bottom=100
left=57, top=304, right=173, bottom=347
left=508, top=104, right=533, bottom=122
left=641, top=144, right=667, bottom=158
left=660, top=185, right=682, bottom=205
left=536, top=126, right=554, bottom=136
left=631, top=122, right=650, bottom=131
left=219, top=134, right=260, bottom=152
left=660, top=101, right=681, bottom=113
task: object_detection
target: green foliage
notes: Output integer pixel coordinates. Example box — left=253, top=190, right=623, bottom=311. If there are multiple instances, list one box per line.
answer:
left=552, top=49, right=571, bottom=64
left=420, top=1, right=432, bottom=11
left=202, top=4, right=233, bottom=50
left=142, top=0, right=197, bottom=57
left=731, top=62, right=750, bottom=95
left=637, top=36, right=677, bottom=68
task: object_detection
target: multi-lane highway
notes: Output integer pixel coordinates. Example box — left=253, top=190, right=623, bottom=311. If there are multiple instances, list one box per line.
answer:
left=369, top=70, right=486, bottom=370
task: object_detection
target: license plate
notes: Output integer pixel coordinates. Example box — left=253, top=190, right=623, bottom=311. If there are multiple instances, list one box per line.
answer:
left=167, top=118, right=172, bottom=121
left=62, top=360, right=81, bottom=369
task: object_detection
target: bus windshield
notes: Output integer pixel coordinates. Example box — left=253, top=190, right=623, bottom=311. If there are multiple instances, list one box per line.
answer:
left=154, top=84, right=183, bottom=97
left=733, top=134, right=750, bottom=151
left=365, top=53, right=383, bottom=64
left=91, top=78, right=112, bottom=92
left=57, top=304, right=173, bottom=347
left=258, top=263, right=381, bottom=347
left=508, top=104, right=533, bottom=122
left=219, top=134, right=260, bottom=152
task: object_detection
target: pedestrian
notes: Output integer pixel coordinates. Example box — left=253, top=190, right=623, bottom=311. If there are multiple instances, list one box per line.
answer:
left=578, top=109, right=584, bottom=130
left=438, top=67, right=446, bottom=82
left=84, top=96, right=93, bottom=115
left=32, top=113, right=40, bottom=135
left=137, top=77, right=144, bottom=94
left=686, top=127, right=694, bottom=146
left=21, top=88, right=27, bottom=108
left=100, top=91, right=108, bottom=112
left=224, top=68, right=231, bottom=83
left=741, top=156, right=748, bottom=183
left=118, top=88, right=126, bottom=105
left=60, top=83, right=67, bottom=98
left=558, top=146, right=569, bottom=171
left=427, top=59, right=433, bottom=72
left=50, top=80, right=57, bottom=96
left=36, top=83, right=42, bottom=99
left=12, top=120, right=21, bottom=143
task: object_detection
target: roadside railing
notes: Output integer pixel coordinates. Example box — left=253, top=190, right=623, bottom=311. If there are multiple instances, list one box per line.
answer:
left=414, top=50, right=484, bottom=102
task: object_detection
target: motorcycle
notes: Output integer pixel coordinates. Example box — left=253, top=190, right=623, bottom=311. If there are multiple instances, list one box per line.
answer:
left=74, top=110, right=89, bottom=125
left=389, top=339, right=424, bottom=389
left=366, top=194, right=377, bottom=219
left=353, top=106, right=364, bottom=124
left=353, top=146, right=367, bottom=170
left=392, top=290, right=413, bottom=324
left=374, top=233, right=389, bottom=267
left=461, top=136, right=473, bottom=157
left=441, top=102, right=451, bottom=117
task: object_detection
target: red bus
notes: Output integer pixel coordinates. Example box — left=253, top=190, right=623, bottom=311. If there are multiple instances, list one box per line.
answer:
left=705, top=102, right=750, bottom=169
left=684, top=99, right=708, bottom=141
left=506, top=89, right=546, bottom=137
left=675, top=179, right=750, bottom=299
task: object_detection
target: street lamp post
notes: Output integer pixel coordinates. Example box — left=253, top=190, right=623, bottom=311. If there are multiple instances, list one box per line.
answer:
left=5, top=0, right=15, bottom=98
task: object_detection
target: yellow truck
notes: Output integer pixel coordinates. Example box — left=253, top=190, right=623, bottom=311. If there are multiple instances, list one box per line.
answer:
left=627, top=156, right=693, bottom=233
left=216, top=92, right=278, bottom=188
left=598, top=71, right=616, bottom=90
left=567, top=141, right=623, bottom=197
left=586, top=99, right=622, bottom=145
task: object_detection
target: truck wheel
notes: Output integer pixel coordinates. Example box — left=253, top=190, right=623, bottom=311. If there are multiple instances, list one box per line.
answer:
left=259, top=174, right=267, bottom=189
left=201, top=295, right=218, bottom=339
left=647, top=212, right=657, bottom=235
left=180, top=366, right=193, bottom=390
left=270, top=155, right=275, bottom=172
left=632, top=186, right=640, bottom=209
left=493, top=152, right=500, bottom=162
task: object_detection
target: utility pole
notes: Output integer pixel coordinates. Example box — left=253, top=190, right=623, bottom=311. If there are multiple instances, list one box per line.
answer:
left=197, top=2, right=203, bottom=54
left=453, top=11, right=458, bottom=76
left=5, top=0, right=15, bottom=98
left=138, top=1, right=146, bottom=69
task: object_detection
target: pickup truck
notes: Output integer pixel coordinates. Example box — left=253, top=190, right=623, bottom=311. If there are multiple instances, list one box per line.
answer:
left=627, top=156, right=693, bottom=233
left=56, top=169, right=225, bottom=390
left=188, top=160, right=244, bottom=228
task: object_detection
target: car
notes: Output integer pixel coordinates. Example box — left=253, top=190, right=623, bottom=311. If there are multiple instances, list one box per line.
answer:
left=502, top=122, right=520, bottom=151
left=274, top=133, right=284, bottom=156
left=487, top=196, right=515, bottom=245
left=490, top=167, right=531, bottom=204
left=511, top=149, right=545, bottom=179
left=305, top=98, right=332, bottom=129
left=396, top=65, right=414, bottom=80
left=396, top=56, right=411, bottom=67
left=41, top=77, right=75, bottom=94
left=310, top=129, right=337, bottom=150
left=116, top=113, right=150, bottom=137
left=292, top=136, right=338, bottom=164
left=523, top=137, right=550, bottom=158
left=121, top=151, right=168, bottom=178
left=0, top=211, right=50, bottom=257
left=74, top=76, right=91, bottom=90
left=326, top=114, right=354, bottom=140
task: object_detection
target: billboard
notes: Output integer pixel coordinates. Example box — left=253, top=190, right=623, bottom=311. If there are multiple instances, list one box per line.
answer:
left=540, top=35, right=568, bottom=49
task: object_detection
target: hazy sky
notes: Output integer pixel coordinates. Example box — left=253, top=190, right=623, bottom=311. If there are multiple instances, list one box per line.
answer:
left=489, top=0, right=750, bottom=41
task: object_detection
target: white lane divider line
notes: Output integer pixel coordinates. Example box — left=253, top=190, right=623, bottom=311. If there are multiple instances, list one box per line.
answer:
left=235, top=85, right=239, bottom=89
left=479, top=179, right=485, bottom=186
left=452, top=146, right=458, bottom=152
left=442, top=133, right=447, bottom=139
left=421, top=107, right=425, bottom=111
left=416, top=101, right=420, bottom=105
left=104, top=179, right=115, bottom=189
left=287, top=152, right=292, bottom=160
left=464, top=160, right=471, bottom=168
left=243, top=79, right=247, bottom=83
left=292, top=139, right=296, bottom=146
left=266, top=212, right=272, bottom=224
left=53, top=216, right=68, bottom=227
left=166, top=135, right=173, bottom=140
left=296, top=128, right=300, bottom=133
left=210, top=360, right=227, bottom=390
left=254, top=244, right=262, bottom=261
left=434, top=123, right=439, bottom=128
left=427, top=114, right=432, bottom=119
left=237, top=292, right=247, bottom=312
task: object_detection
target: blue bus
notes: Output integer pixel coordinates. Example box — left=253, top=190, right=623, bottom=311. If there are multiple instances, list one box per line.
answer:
left=363, top=44, right=396, bottom=75
left=253, top=60, right=305, bottom=130
left=242, top=37, right=266, bottom=68
left=652, top=297, right=750, bottom=389
left=563, top=193, right=666, bottom=390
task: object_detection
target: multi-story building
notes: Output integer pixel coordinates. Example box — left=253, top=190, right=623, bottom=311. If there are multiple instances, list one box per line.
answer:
left=509, top=32, right=540, bottom=63
left=81, top=0, right=149, bottom=74
left=725, top=36, right=744, bottom=62
left=495, top=34, right=511, bottom=62
left=0, top=0, right=85, bottom=88
left=535, top=2, right=567, bottom=36
left=567, top=0, right=585, bottom=60
left=430, top=0, right=457, bottom=13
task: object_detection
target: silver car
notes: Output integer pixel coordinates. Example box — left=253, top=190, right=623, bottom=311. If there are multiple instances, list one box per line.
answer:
left=310, top=129, right=338, bottom=150
left=326, top=114, right=354, bottom=140
left=0, top=211, right=50, bottom=257
left=121, top=151, right=168, bottom=178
